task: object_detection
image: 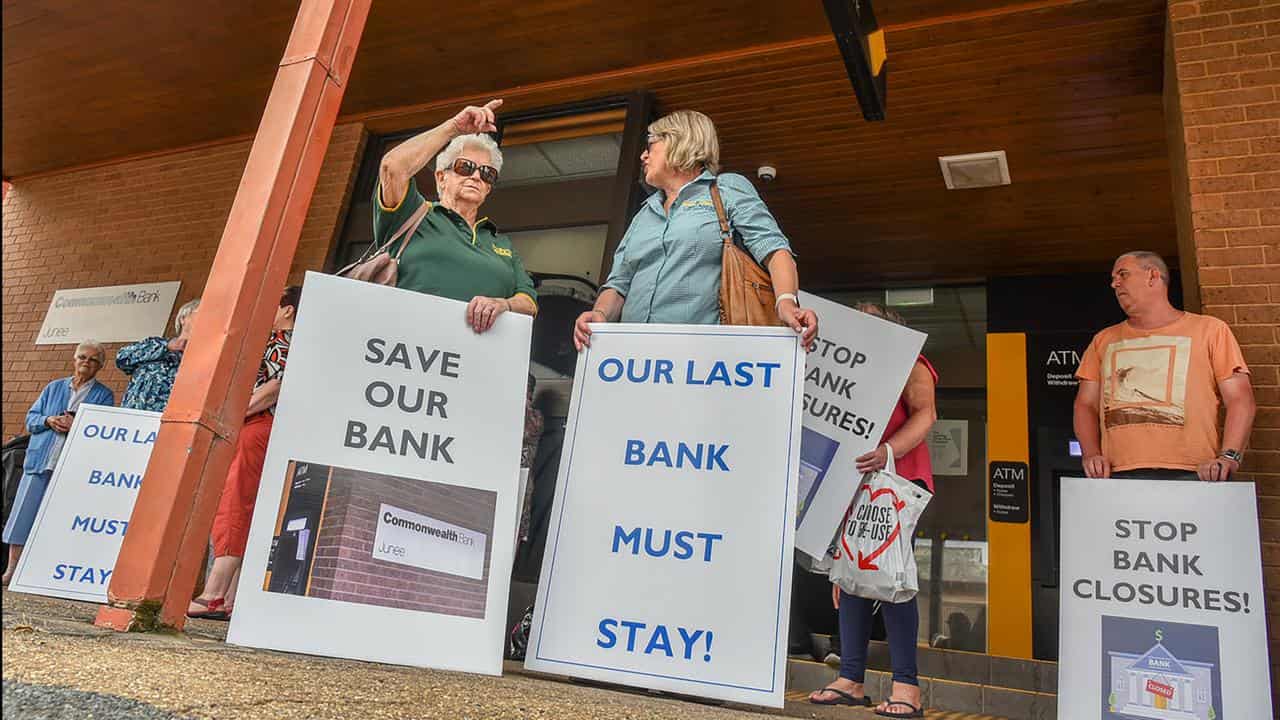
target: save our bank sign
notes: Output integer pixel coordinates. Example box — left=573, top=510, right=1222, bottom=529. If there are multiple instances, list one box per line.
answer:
left=9, top=405, right=159, bottom=602
left=526, top=324, right=804, bottom=707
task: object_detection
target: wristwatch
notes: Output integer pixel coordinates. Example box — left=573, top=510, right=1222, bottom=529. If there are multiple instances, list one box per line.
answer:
left=1219, top=448, right=1244, bottom=464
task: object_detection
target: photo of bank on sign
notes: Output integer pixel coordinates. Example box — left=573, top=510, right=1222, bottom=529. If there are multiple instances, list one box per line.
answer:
left=1102, top=617, right=1221, bottom=720
left=9, top=405, right=160, bottom=602
left=527, top=324, right=806, bottom=708
left=262, top=460, right=495, bottom=618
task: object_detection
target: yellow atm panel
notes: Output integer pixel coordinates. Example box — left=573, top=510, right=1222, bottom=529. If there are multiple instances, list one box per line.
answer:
left=986, top=333, right=1033, bottom=659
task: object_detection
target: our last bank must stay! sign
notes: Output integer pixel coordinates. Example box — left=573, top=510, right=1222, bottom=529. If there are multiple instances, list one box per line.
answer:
left=526, top=324, right=805, bottom=708
left=9, top=405, right=159, bottom=602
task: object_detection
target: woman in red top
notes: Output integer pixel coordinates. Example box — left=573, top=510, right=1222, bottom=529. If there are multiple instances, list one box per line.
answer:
left=188, top=285, right=301, bottom=621
left=810, top=303, right=938, bottom=719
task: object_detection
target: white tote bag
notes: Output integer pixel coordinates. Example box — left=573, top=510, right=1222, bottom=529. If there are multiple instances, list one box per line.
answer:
left=828, top=452, right=932, bottom=603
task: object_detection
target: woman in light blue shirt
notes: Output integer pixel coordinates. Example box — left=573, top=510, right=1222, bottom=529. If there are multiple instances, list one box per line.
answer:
left=573, top=110, right=818, bottom=347
left=3, top=341, right=115, bottom=584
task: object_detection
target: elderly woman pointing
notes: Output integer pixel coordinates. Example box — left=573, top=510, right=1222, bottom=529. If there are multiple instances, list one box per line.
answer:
left=574, top=110, right=817, bottom=346
left=375, top=99, right=537, bottom=330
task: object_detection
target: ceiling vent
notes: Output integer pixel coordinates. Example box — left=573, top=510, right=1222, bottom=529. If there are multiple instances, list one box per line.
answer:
left=938, top=150, right=1011, bottom=189
left=886, top=287, right=934, bottom=307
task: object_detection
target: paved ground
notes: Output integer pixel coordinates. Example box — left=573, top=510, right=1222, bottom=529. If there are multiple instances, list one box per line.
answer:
left=2, top=590, right=1004, bottom=720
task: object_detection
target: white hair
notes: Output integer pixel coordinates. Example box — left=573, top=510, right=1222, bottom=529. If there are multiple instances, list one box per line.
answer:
left=174, top=298, right=201, bottom=335
left=75, top=339, right=105, bottom=364
left=435, top=133, right=504, bottom=174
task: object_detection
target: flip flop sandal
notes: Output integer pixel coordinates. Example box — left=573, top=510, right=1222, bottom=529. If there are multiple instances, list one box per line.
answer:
left=874, top=700, right=924, bottom=718
left=809, top=686, right=872, bottom=707
left=187, top=597, right=230, bottom=620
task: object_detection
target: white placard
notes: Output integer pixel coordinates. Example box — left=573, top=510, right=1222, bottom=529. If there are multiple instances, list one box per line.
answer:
left=525, top=324, right=804, bottom=707
left=1059, top=477, right=1272, bottom=719
left=226, top=272, right=530, bottom=676
left=9, top=405, right=159, bottom=602
left=795, top=292, right=927, bottom=557
left=372, top=503, right=488, bottom=580
left=36, top=281, right=180, bottom=345
left=927, top=419, right=968, bottom=476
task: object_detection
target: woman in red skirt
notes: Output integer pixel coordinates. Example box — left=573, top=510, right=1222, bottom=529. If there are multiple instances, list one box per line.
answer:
left=187, top=285, right=300, bottom=620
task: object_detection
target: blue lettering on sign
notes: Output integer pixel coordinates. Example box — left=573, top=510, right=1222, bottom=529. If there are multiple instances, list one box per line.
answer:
left=623, top=440, right=729, bottom=471
left=596, top=358, right=780, bottom=388
left=82, top=424, right=157, bottom=444
left=685, top=360, right=779, bottom=388
left=596, top=618, right=714, bottom=661
left=88, top=470, right=142, bottom=489
left=70, top=515, right=130, bottom=536
left=52, top=564, right=112, bottom=585
left=611, top=526, right=723, bottom=562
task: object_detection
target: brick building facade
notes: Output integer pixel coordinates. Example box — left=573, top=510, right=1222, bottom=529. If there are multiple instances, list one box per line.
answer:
left=0, top=0, right=1277, bottom=691
left=305, top=465, right=495, bottom=619
left=1165, top=0, right=1280, bottom=695
left=0, top=123, right=365, bottom=439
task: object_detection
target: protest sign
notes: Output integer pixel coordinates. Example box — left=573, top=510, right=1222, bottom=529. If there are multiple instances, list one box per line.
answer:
left=226, top=272, right=531, bottom=676
left=525, top=324, right=804, bottom=707
left=9, top=405, right=159, bottom=602
left=1059, top=477, right=1272, bottom=719
left=794, top=292, right=926, bottom=557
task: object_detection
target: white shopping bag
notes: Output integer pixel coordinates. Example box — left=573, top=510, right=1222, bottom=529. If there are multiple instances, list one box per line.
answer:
left=827, top=453, right=931, bottom=603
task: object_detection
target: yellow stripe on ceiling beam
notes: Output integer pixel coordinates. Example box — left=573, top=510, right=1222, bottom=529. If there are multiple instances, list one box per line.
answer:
left=867, top=28, right=886, bottom=76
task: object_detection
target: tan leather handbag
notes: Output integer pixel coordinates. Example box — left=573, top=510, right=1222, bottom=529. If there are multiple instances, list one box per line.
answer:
left=710, top=182, right=782, bottom=327
left=336, top=201, right=432, bottom=286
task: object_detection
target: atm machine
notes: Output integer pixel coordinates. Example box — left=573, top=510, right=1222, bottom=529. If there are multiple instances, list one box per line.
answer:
left=265, top=461, right=330, bottom=596
left=1026, top=331, right=1099, bottom=661
left=986, top=274, right=1177, bottom=662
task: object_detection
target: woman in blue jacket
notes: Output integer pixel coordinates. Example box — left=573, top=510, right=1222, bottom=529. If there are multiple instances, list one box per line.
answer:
left=2, top=341, right=115, bottom=584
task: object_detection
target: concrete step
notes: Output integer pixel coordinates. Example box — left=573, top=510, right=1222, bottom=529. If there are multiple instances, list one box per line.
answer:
left=784, top=644, right=1058, bottom=720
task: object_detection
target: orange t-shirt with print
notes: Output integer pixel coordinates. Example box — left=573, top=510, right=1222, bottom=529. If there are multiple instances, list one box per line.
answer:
left=1075, top=312, right=1248, bottom=472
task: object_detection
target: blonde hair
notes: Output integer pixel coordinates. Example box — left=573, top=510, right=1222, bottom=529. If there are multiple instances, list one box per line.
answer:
left=648, top=110, right=720, bottom=174
left=174, top=298, right=201, bottom=335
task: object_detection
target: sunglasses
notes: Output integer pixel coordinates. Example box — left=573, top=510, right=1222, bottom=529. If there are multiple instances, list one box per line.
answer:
left=450, top=158, right=499, bottom=185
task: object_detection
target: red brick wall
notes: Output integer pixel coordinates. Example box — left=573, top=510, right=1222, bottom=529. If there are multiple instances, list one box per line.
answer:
left=1166, top=0, right=1280, bottom=698
left=307, top=466, right=495, bottom=618
left=0, top=123, right=366, bottom=439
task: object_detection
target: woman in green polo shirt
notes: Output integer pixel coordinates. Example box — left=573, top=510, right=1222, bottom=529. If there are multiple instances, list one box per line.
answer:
left=375, top=99, right=537, bottom=332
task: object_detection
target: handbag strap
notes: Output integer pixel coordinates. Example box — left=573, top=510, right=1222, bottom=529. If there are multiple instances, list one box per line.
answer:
left=710, top=181, right=773, bottom=275
left=709, top=182, right=733, bottom=247
left=351, top=200, right=432, bottom=267
left=390, top=201, right=433, bottom=261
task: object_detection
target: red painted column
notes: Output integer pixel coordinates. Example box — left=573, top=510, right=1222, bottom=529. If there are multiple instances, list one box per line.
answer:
left=95, top=0, right=372, bottom=632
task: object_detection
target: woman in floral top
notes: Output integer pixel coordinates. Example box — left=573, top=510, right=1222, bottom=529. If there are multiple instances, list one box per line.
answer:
left=188, top=285, right=300, bottom=620
left=116, top=298, right=201, bottom=412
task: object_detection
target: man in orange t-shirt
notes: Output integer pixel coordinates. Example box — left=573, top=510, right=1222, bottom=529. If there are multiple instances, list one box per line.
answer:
left=1073, top=251, right=1256, bottom=481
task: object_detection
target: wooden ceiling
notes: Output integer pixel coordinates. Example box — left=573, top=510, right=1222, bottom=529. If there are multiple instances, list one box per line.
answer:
left=3, top=0, right=1173, bottom=284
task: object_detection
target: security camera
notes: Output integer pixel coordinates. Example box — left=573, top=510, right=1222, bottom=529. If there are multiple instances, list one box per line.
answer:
left=757, top=165, right=777, bottom=182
